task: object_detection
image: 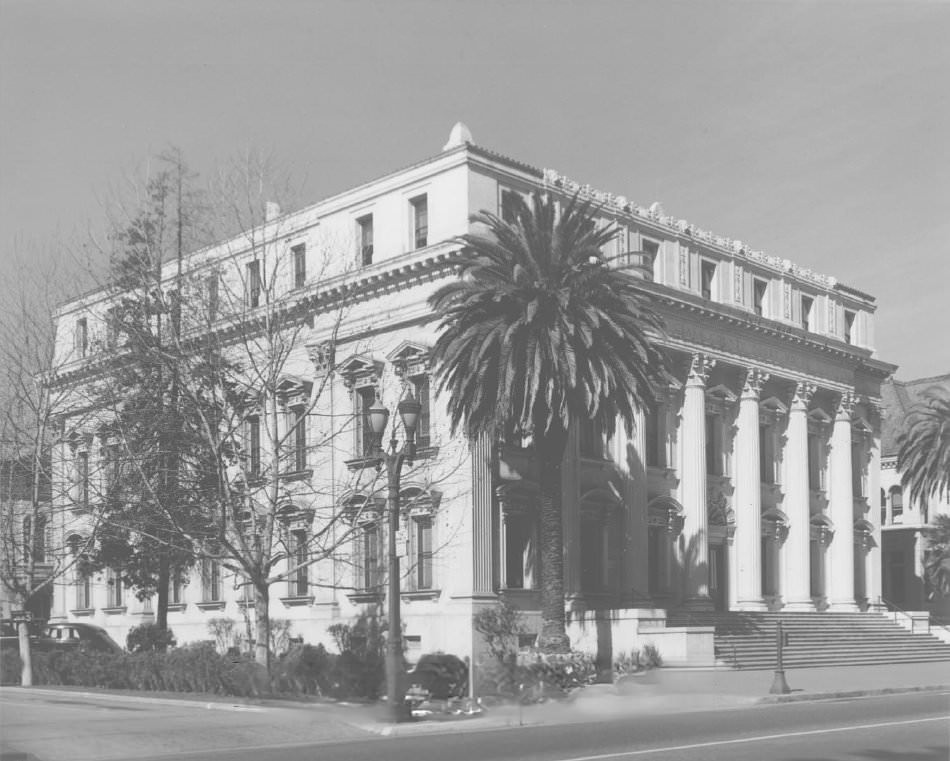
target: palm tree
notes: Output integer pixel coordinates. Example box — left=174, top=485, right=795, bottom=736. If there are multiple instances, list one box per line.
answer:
left=922, top=515, right=950, bottom=599
left=898, top=385, right=950, bottom=506
left=429, top=191, right=669, bottom=653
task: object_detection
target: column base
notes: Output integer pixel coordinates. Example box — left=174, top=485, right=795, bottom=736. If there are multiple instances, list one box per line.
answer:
left=782, top=600, right=817, bottom=612
left=734, top=599, right=769, bottom=612
left=828, top=600, right=860, bottom=612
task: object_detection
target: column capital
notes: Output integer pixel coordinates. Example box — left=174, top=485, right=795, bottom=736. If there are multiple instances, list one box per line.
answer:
left=835, top=391, right=856, bottom=421
left=791, top=381, right=817, bottom=411
left=686, top=353, right=715, bottom=387
left=741, top=368, right=770, bottom=400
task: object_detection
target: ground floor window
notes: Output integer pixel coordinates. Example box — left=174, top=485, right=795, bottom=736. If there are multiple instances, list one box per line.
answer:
left=356, top=522, right=382, bottom=592
left=503, top=512, right=537, bottom=589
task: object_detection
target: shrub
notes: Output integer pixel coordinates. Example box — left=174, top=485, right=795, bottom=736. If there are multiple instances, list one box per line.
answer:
left=409, top=653, right=468, bottom=700
left=641, top=643, right=662, bottom=669
left=327, top=611, right=388, bottom=699
left=1, top=649, right=22, bottom=685
left=127, top=623, right=177, bottom=653
left=271, top=643, right=334, bottom=696
left=473, top=600, right=524, bottom=662
left=520, top=650, right=597, bottom=695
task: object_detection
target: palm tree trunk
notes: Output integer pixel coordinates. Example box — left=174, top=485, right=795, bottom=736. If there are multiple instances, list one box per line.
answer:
left=536, top=425, right=571, bottom=654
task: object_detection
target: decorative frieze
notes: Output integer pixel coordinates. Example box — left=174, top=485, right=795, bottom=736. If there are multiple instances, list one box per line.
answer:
left=540, top=168, right=840, bottom=290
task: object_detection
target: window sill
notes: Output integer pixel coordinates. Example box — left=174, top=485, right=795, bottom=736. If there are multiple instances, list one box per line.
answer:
left=280, top=595, right=314, bottom=608
left=345, top=455, right=381, bottom=472
left=70, top=608, right=95, bottom=617
left=102, top=606, right=127, bottom=615
left=401, top=589, right=441, bottom=602
left=166, top=603, right=187, bottom=613
left=279, top=469, right=313, bottom=483
left=195, top=601, right=226, bottom=611
left=347, top=591, right=383, bottom=605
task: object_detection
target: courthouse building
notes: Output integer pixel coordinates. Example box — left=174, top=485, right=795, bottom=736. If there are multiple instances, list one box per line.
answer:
left=47, top=124, right=897, bottom=663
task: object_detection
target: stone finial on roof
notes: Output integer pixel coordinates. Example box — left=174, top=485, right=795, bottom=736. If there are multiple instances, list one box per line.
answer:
left=443, top=121, right=473, bottom=151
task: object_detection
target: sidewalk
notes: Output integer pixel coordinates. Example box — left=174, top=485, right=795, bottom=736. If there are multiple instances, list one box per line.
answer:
left=368, top=660, right=950, bottom=736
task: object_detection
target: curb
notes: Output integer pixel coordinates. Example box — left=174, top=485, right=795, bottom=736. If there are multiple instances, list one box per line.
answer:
left=3, top=687, right=267, bottom=712
left=756, top=684, right=950, bottom=704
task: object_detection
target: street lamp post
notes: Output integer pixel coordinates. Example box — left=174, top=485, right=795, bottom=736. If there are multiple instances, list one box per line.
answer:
left=366, top=391, right=421, bottom=723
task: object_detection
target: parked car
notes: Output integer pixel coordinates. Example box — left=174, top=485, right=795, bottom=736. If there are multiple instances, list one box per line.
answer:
left=37, top=623, right=123, bottom=654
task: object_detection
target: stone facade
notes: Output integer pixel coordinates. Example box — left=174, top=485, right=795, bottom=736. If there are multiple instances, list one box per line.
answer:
left=46, top=124, right=896, bottom=662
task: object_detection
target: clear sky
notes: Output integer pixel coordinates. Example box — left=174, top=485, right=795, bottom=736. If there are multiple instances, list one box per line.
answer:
left=1, top=0, right=947, bottom=379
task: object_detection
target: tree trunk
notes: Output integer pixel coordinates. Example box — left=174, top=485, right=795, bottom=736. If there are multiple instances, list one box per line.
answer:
left=536, top=425, right=571, bottom=654
left=17, top=619, right=33, bottom=687
left=254, top=583, right=270, bottom=670
left=156, top=557, right=169, bottom=635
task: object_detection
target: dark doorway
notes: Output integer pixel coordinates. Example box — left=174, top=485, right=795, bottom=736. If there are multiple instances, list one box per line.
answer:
left=710, top=544, right=727, bottom=610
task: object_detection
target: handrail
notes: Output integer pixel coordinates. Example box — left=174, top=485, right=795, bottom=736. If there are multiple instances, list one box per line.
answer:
left=877, top=596, right=930, bottom=634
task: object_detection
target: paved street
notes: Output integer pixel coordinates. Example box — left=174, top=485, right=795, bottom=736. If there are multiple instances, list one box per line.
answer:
left=1, top=687, right=946, bottom=761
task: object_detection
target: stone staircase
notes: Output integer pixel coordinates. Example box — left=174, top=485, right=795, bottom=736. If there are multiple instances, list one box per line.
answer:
left=666, top=611, right=950, bottom=670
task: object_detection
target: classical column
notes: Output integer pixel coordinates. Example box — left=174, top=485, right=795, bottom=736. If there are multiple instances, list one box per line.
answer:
left=828, top=392, right=858, bottom=611
left=865, top=408, right=883, bottom=607
left=734, top=368, right=769, bottom=611
left=622, top=407, right=650, bottom=605
left=470, top=431, right=495, bottom=595
left=680, top=354, right=714, bottom=610
left=784, top=382, right=816, bottom=611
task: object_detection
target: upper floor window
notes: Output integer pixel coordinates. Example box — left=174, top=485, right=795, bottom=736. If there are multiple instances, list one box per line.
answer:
left=706, top=414, right=723, bottom=476
left=357, top=214, right=374, bottom=266
left=105, top=308, right=120, bottom=349
left=246, top=415, right=261, bottom=477
left=107, top=569, right=124, bottom=608
left=74, top=318, right=88, bottom=358
left=752, top=279, right=768, bottom=317
left=292, top=244, right=307, bottom=288
left=807, top=432, right=823, bottom=491
left=22, top=515, right=46, bottom=563
left=801, top=295, right=814, bottom=332
left=201, top=560, right=221, bottom=602
left=844, top=310, right=856, bottom=344
left=354, top=385, right=378, bottom=457
left=579, top=419, right=604, bottom=459
left=410, top=195, right=428, bottom=249
left=288, top=405, right=307, bottom=472
left=700, top=260, right=717, bottom=301
left=645, top=405, right=665, bottom=468
left=290, top=529, right=309, bottom=596
left=356, top=521, right=382, bottom=592
left=246, top=260, right=261, bottom=308
left=501, top=189, right=522, bottom=224
left=412, top=515, right=434, bottom=590
left=760, top=423, right=775, bottom=485
left=852, top=441, right=866, bottom=498
left=75, top=450, right=89, bottom=507
left=889, top=485, right=903, bottom=521
left=411, top=375, right=431, bottom=449
left=206, top=274, right=219, bottom=322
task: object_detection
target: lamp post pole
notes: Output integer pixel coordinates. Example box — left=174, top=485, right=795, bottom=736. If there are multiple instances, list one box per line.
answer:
left=367, top=393, right=421, bottom=723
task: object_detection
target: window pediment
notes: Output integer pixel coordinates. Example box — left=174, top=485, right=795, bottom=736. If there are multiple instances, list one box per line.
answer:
left=341, top=492, right=385, bottom=525
left=338, top=354, right=383, bottom=389
left=277, top=375, right=313, bottom=407
left=387, top=341, right=431, bottom=378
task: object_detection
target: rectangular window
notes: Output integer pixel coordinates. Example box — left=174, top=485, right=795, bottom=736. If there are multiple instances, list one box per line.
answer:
left=246, top=260, right=261, bottom=308
left=700, top=260, right=717, bottom=301
left=355, top=386, right=377, bottom=457
left=287, top=406, right=307, bottom=472
left=76, top=451, right=89, bottom=507
left=844, top=310, right=856, bottom=344
left=108, top=569, right=123, bottom=607
left=360, top=523, right=380, bottom=591
left=580, top=517, right=605, bottom=593
left=103, top=443, right=120, bottom=494
left=504, top=513, right=536, bottom=589
left=169, top=574, right=182, bottom=605
left=415, top=516, right=433, bottom=590
left=207, top=274, right=219, bottom=322
left=500, top=189, right=521, bottom=224
left=76, top=574, right=91, bottom=610
left=753, top=279, right=767, bottom=317
left=801, top=295, right=813, bottom=332
left=807, top=433, right=822, bottom=491
left=412, top=375, right=431, bottom=449
left=105, top=307, right=120, bottom=349
left=357, top=215, right=374, bottom=266
left=247, top=415, right=261, bottom=477
left=760, top=424, right=774, bottom=485
left=852, top=441, right=864, bottom=497
left=410, top=195, right=428, bottom=249
left=645, top=406, right=664, bottom=468
left=579, top=419, right=604, bottom=459
left=292, top=244, right=307, bottom=288
left=291, top=529, right=309, bottom=596
left=75, top=318, right=88, bottom=357
left=202, top=560, right=221, bottom=602
left=706, top=415, right=722, bottom=476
